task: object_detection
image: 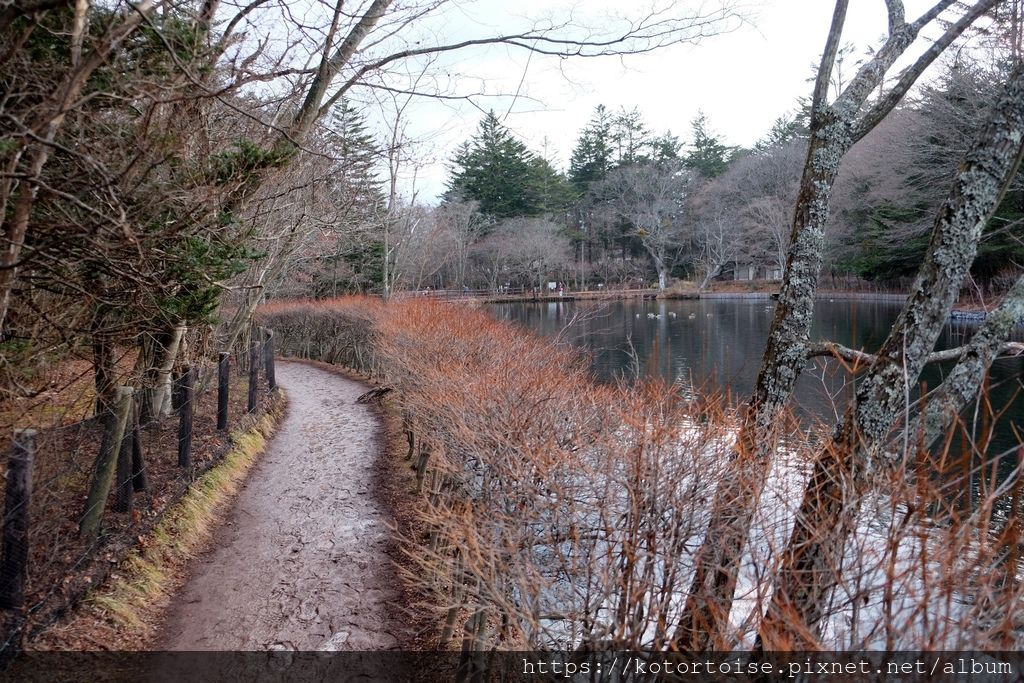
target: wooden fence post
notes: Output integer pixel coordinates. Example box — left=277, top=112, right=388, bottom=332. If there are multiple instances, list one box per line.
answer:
left=80, top=386, right=133, bottom=537
left=0, top=430, right=35, bottom=610
left=247, top=341, right=259, bottom=413
left=405, top=423, right=415, bottom=461
left=217, top=352, right=229, bottom=431
left=177, top=366, right=194, bottom=468
left=415, top=443, right=431, bottom=494
left=263, top=329, right=276, bottom=391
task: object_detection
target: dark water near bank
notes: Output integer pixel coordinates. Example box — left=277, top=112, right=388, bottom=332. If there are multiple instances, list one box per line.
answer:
left=493, top=298, right=1024, bottom=459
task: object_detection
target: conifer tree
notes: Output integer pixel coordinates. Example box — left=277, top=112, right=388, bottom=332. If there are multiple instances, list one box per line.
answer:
left=445, top=112, right=573, bottom=220
left=684, top=110, right=735, bottom=178
left=445, top=112, right=540, bottom=219
left=610, top=107, right=651, bottom=166
left=569, top=105, right=615, bottom=187
left=324, top=100, right=386, bottom=222
left=319, top=100, right=387, bottom=294
left=649, top=131, right=683, bottom=162
left=529, top=156, right=576, bottom=215
left=755, top=110, right=810, bottom=150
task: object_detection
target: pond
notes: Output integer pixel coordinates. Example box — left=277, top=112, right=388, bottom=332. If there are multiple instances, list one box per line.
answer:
left=493, top=297, right=1024, bottom=460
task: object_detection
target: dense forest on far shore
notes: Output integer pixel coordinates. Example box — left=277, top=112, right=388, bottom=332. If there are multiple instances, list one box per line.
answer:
left=280, top=59, right=1023, bottom=299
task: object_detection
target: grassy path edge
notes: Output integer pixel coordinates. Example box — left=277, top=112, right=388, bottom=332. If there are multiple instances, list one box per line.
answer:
left=34, top=395, right=287, bottom=650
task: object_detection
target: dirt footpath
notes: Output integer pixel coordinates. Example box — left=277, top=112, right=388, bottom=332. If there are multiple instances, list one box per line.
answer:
left=157, top=361, right=408, bottom=650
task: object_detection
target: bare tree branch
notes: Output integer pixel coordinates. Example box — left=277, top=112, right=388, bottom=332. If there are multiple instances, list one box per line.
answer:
left=853, top=0, right=1001, bottom=141
left=812, top=0, right=849, bottom=115
left=806, top=338, right=1024, bottom=365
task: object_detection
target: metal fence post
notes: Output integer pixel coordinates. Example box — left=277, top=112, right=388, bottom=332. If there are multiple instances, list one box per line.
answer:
left=177, top=366, right=194, bottom=468
left=0, top=430, right=35, bottom=610
left=217, top=352, right=230, bottom=431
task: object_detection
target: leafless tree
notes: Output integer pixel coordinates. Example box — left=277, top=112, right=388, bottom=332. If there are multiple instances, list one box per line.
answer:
left=689, top=192, right=742, bottom=289
left=736, top=142, right=806, bottom=274
left=594, top=161, right=694, bottom=290
left=394, top=207, right=459, bottom=291
left=470, top=218, right=573, bottom=290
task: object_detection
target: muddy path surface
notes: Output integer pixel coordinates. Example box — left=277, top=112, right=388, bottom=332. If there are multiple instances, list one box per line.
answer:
left=157, top=361, right=409, bottom=651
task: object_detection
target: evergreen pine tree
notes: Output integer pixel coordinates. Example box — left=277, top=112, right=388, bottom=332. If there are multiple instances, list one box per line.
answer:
left=324, top=100, right=385, bottom=218
left=569, top=105, right=614, bottom=187
left=755, top=111, right=810, bottom=150
left=610, top=107, right=651, bottom=166
left=684, top=110, right=734, bottom=178
left=529, top=155, right=575, bottom=215
left=445, top=111, right=541, bottom=219
left=319, top=100, right=387, bottom=294
left=649, top=131, right=683, bottom=162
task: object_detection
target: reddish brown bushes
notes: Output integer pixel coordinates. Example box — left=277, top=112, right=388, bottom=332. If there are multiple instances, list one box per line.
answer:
left=260, top=297, right=1024, bottom=652
left=263, top=297, right=732, bottom=649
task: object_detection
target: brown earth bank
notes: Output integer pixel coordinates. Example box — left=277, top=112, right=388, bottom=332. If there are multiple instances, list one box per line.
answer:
left=154, top=361, right=417, bottom=651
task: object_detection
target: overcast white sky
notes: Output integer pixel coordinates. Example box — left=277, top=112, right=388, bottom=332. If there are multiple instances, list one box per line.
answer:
left=364, top=1, right=956, bottom=202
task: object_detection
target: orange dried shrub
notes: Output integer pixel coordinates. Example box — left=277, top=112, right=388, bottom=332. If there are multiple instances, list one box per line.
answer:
left=259, top=297, right=1024, bottom=651
left=260, top=297, right=734, bottom=649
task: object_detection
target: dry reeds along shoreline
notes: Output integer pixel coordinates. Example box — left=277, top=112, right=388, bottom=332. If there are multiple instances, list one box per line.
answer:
left=259, top=296, right=1024, bottom=651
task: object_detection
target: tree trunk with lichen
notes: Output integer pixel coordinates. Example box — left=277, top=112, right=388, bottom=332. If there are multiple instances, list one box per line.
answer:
left=675, top=113, right=853, bottom=649
left=911, top=274, right=1024, bottom=450
left=757, top=62, right=1024, bottom=650
left=674, top=0, right=1003, bottom=649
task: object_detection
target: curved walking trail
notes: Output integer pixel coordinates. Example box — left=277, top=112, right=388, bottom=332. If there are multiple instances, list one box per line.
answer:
left=158, top=361, right=408, bottom=651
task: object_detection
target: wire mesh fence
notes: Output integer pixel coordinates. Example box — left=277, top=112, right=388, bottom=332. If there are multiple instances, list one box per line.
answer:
left=0, top=329, right=278, bottom=656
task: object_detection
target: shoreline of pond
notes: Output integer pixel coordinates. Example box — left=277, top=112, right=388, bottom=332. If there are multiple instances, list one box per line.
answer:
left=474, top=289, right=908, bottom=304
left=478, top=289, right=1011, bottom=326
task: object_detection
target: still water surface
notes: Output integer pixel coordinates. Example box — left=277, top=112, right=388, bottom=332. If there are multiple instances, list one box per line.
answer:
left=493, top=298, right=1023, bottom=458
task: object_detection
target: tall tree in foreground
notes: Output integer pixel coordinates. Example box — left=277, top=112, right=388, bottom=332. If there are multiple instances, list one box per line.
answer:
left=759, top=60, right=1024, bottom=649
left=675, top=0, right=1004, bottom=649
